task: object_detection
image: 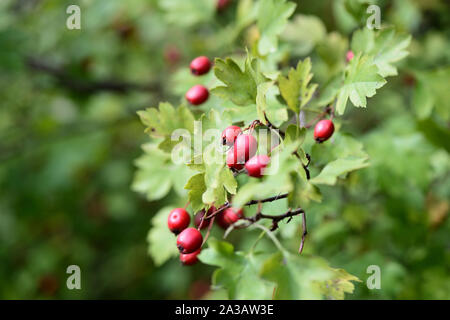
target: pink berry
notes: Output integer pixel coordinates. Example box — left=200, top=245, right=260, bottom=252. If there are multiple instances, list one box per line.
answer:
left=177, top=228, right=203, bottom=254
left=167, top=208, right=191, bottom=235
left=216, top=208, right=243, bottom=229
left=186, top=85, right=209, bottom=105
left=233, top=134, right=258, bottom=165
left=245, top=155, right=270, bottom=178
left=226, top=148, right=244, bottom=170
left=194, top=207, right=216, bottom=230
left=180, top=249, right=201, bottom=266
left=346, top=50, right=354, bottom=62
left=190, top=56, right=211, bottom=76
left=222, top=125, right=242, bottom=146
left=314, top=119, right=334, bottom=142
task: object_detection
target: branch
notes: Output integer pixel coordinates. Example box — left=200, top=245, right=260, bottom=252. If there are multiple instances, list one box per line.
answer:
left=205, top=193, right=289, bottom=220
left=26, top=57, right=162, bottom=95
left=244, top=208, right=305, bottom=231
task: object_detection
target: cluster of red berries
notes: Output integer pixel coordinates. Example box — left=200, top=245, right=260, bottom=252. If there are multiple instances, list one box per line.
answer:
left=167, top=206, right=244, bottom=266
left=222, top=126, right=270, bottom=178
left=185, top=56, right=212, bottom=105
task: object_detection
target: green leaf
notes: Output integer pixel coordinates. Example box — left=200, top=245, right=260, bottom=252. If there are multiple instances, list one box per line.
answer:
left=184, top=173, right=207, bottom=212
left=198, top=239, right=272, bottom=299
left=212, top=53, right=268, bottom=106
left=336, top=54, right=386, bottom=115
left=132, top=143, right=192, bottom=200
left=257, top=0, right=296, bottom=55
left=158, top=0, right=215, bottom=27
left=310, top=133, right=370, bottom=186
left=137, top=102, right=195, bottom=152
left=147, top=207, right=180, bottom=266
left=281, top=14, right=327, bottom=56
left=351, top=27, right=411, bottom=77
left=413, top=67, right=450, bottom=121
left=260, top=252, right=359, bottom=299
left=256, top=81, right=275, bottom=123
left=278, top=58, right=318, bottom=113
left=311, top=157, right=370, bottom=185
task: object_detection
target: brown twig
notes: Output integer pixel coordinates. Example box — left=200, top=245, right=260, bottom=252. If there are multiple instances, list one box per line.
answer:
left=26, top=57, right=161, bottom=95
left=201, top=214, right=216, bottom=247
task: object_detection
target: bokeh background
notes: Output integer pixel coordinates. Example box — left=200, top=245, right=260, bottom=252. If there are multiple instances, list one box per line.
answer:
left=0, top=0, right=448, bottom=299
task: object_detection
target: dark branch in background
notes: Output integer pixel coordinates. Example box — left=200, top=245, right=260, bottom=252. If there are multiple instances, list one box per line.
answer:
left=26, top=57, right=162, bottom=95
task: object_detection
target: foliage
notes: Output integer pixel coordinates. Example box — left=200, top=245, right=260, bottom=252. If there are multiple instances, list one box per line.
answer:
left=0, top=0, right=448, bottom=300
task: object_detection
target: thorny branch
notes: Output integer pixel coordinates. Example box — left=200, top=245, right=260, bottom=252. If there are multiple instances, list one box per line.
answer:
left=203, top=192, right=308, bottom=254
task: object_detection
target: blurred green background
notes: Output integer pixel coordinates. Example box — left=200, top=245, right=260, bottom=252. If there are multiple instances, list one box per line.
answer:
left=0, top=0, right=448, bottom=299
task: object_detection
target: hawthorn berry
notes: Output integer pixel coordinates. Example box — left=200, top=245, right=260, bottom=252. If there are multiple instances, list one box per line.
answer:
left=180, top=249, right=201, bottom=266
left=222, top=125, right=242, bottom=146
left=186, top=85, right=209, bottom=105
left=226, top=148, right=244, bottom=170
left=245, top=155, right=270, bottom=178
left=233, top=134, right=257, bottom=164
left=216, top=207, right=243, bottom=229
left=217, top=0, right=232, bottom=11
left=194, top=206, right=216, bottom=230
left=346, top=50, right=354, bottom=62
left=167, top=208, right=191, bottom=234
left=314, top=119, right=335, bottom=142
left=177, top=227, right=203, bottom=254
left=190, top=56, right=211, bottom=76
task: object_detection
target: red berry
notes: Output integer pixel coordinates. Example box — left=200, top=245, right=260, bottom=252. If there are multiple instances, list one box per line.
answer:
left=216, top=208, right=243, bottom=229
left=222, top=125, right=242, bottom=146
left=245, top=155, right=270, bottom=178
left=180, top=249, right=201, bottom=266
left=226, top=148, right=244, bottom=170
left=346, top=50, right=354, bottom=62
left=217, top=0, right=232, bottom=11
left=314, top=119, right=334, bottom=142
left=190, top=56, right=211, bottom=76
left=186, top=85, right=209, bottom=105
left=194, top=206, right=216, bottom=230
left=234, top=134, right=257, bottom=165
left=167, top=208, right=191, bottom=234
left=177, top=228, right=203, bottom=254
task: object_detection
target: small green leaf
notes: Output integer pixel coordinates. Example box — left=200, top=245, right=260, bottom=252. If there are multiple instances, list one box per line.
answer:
left=351, top=27, right=411, bottom=77
left=185, top=173, right=207, bottom=212
left=137, top=102, right=195, bottom=152
left=132, top=143, right=192, bottom=200
left=257, top=0, right=296, bottom=55
left=336, top=54, right=386, bottom=115
left=311, top=157, right=370, bottom=185
left=147, top=207, right=179, bottom=266
left=278, top=58, right=318, bottom=113
left=199, top=239, right=272, bottom=299
left=260, top=252, right=359, bottom=299
left=212, top=53, right=268, bottom=106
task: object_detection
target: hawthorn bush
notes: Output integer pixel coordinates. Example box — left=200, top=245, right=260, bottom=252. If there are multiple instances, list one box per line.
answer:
left=0, top=0, right=448, bottom=299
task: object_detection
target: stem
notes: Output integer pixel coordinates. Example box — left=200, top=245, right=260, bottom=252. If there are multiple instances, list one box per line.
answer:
left=298, top=211, right=308, bottom=254
left=204, top=193, right=289, bottom=220
left=201, top=214, right=216, bottom=247
left=252, top=223, right=288, bottom=255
